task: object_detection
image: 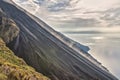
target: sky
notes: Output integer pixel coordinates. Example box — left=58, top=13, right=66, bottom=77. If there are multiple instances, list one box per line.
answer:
left=13, top=0, right=120, bottom=28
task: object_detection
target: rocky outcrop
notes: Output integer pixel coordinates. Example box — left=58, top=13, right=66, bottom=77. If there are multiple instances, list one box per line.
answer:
left=0, top=9, right=19, bottom=43
left=0, top=1, right=118, bottom=80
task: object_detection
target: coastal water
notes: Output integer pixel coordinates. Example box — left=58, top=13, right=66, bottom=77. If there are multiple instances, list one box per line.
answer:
left=53, top=27, right=120, bottom=79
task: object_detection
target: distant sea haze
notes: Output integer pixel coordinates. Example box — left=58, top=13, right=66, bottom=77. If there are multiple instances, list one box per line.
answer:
left=60, top=27, right=120, bottom=79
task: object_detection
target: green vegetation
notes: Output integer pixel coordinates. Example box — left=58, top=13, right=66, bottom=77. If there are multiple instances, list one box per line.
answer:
left=0, top=38, right=50, bottom=80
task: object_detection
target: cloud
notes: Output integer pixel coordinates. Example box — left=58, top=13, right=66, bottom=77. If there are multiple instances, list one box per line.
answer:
left=13, top=0, right=120, bottom=27
left=100, top=7, right=120, bottom=27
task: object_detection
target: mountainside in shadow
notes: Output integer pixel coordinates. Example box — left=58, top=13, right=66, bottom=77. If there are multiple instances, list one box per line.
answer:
left=0, top=9, right=50, bottom=80
left=0, top=0, right=118, bottom=80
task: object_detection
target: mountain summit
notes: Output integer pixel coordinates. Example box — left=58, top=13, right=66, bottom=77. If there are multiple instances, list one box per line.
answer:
left=0, top=0, right=118, bottom=80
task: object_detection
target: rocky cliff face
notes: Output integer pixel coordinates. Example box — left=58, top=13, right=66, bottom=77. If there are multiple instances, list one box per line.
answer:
left=0, top=1, right=118, bottom=80
left=0, top=9, right=19, bottom=43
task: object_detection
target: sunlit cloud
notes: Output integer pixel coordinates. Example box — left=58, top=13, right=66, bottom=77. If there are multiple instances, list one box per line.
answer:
left=13, top=0, right=120, bottom=28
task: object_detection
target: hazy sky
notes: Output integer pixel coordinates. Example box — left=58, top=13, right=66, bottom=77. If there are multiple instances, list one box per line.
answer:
left=13, top=0, right=120, bottom=27
left=78, top=0, right=119, bottom=10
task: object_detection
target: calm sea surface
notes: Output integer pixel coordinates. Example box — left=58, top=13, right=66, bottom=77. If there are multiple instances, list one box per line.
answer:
left=53, top=27, right=120, bottom=79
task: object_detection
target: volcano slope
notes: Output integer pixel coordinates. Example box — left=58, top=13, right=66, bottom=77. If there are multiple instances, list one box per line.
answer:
left=0, top=9, right=50, bottom=80
left=0, top=0, right=118, bottom=80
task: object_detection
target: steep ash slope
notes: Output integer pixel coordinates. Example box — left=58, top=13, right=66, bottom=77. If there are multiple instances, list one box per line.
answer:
left=0, top=0, right=118, bottom=80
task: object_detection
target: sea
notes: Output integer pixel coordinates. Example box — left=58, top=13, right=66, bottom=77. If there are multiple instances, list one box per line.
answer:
left=53, top=26, right=120, bottom=79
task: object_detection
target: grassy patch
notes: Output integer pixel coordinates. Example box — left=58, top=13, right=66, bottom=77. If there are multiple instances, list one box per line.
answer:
left=0, top=38, right=50, bottom=80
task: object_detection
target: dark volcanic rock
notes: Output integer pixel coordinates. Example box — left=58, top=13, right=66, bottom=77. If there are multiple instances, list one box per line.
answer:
left=0, top=9, right=19, bottom=43
left=0, top=0, right=118, bottom=80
